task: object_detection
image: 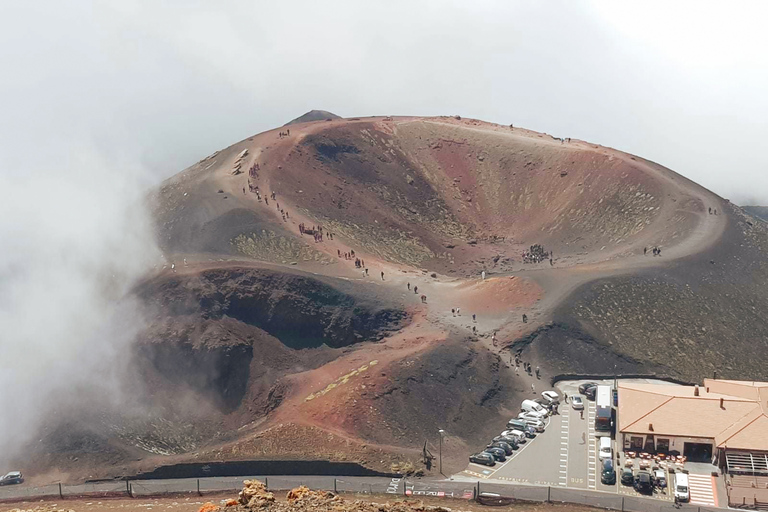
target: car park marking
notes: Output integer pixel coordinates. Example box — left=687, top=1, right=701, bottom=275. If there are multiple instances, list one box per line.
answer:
left=558, top=409, right=569, bottom=486
left=496, top=476, right=530, bottom=484
left=462, top=469, right=489, bottom=479
left=687, top=473, right=716, bottom=506
left=482, top=416, right=551, bottom=478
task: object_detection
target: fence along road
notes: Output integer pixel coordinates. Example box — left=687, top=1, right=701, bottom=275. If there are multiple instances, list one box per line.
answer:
left=0, top=474, right=729, bottom=512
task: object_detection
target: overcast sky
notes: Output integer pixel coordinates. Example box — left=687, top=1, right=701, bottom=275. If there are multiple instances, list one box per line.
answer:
left=1, top=0, right=768, bottom=467
left=1, top=1, right=767, bottom=202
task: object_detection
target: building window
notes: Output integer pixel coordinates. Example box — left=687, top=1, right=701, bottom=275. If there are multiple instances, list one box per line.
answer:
left=657, top=438, right=670, bottom=453
left=630, top=436, right=644, bottom=450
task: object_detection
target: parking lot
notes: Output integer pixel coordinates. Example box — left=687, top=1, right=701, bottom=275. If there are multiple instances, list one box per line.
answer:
left=457, top=379, right=721, bottom=506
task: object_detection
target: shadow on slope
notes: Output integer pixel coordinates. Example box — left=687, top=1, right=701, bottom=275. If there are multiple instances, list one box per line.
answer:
left=549, top=203, right=768, bottom=382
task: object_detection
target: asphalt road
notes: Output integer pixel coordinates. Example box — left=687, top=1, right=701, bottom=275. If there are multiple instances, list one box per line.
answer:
left=457, top=378, right=678, bottom=504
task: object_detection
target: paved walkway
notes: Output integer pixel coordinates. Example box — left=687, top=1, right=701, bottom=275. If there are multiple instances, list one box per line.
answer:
left=687, top=473, right=716, bottom=506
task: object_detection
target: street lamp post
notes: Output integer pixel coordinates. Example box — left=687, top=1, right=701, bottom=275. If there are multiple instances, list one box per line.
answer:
left=438, top=429, right=445, bottom=475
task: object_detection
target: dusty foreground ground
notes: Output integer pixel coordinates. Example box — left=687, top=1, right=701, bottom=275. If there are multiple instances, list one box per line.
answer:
left=1, top=493, right=599, bottom=512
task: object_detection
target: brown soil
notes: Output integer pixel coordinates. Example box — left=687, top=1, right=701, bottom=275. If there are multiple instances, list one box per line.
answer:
left=0, top=493, right=602, bottom=512
left=19, top=114, right=757, bottom=484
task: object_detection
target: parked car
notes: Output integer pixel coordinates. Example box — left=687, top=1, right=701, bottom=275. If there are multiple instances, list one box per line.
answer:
left=654, top=469, right=667, bottom=489
left=493, top=435, right=519, bottom=449
left=520, top=418, right=545, bottom=432
left=521, top=427, right=536, bottom=439
left=571, top=396, right=584, bottom=410
left=621, top=469, right=634, bottom=486
left=469, top=452, right=496, bottom=467
left=501, top=430, right=527, bottom=444
left=542, top=390, right=559, bottom=403
left=634, top=471, right=653, bottom=495
left=0, top=472, right=23, bottom=485
left=500, top=430, right=522, bottom=444
left=601, top=459, right=616, bottom=485
left=484, top=447, right=507, bottom=462
left=584, top=385, right=597, bottom=400
left=507, top=418, right=529, bottom=430
left=518, top=411, right=546, bottom=422
left=488, top=441, right=514, bottom=455
left=578, top=382, right=598, bottom=394
left=599, top=436, right=613, bottom=459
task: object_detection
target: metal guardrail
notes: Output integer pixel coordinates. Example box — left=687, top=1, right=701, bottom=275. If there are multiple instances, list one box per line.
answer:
left=0, top=476, right=741, bottom=512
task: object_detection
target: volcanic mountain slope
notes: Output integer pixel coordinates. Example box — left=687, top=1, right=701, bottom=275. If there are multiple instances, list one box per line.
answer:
left=285, top=110, right=342, bottom=125
left=742, top=205, right=768, bottom=222
left=21, top=114, right=768, bottom=482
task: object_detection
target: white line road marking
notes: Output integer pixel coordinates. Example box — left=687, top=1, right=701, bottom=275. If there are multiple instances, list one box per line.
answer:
left=483, top=416, right=552, bottom=478
left=559, top=409, right=569, bottom=487
left=687, top=474, right=716, bottom=506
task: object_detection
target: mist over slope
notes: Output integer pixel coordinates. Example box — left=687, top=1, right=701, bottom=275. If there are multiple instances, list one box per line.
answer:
left=742, top=205, right=768, bottom=222
left=0, top=149, right=161, bottom=472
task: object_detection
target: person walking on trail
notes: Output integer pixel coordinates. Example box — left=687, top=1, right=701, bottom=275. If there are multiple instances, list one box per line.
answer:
left=451, top=308, right=455, bottom=317
left=414, top=286, right=418, bottom=294
left=531, top=383, right=535, bottom=393
left=564, top=392, right=569, bottom=404
left=535, top=366, right=540, bottom=379
left=644, top=247, right=647, bottom=256
left=515, top=366, right=519, bottom=376
left=580, top=409, right=584, bottom=420
left=522, top=313, right=528, bottom=323
left=381, top=271, right=385, bottom=281
left=407, top=282, right=411, bottom=291
left=456, top=307, right=461, bottom=316
left=481, top=270, right=486, bottom=280
left=472, top=313, right=476, bottom=322
left=421, top=294, right=427, bottom=303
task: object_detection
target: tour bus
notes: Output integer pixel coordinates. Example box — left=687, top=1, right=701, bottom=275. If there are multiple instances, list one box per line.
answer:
left=595, top=385, right=612, bottom=432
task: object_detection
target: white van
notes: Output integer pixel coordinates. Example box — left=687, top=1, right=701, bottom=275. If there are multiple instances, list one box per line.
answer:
left=598, top=436, right=612, bottom=459
left=521, top=399, right=548, bottom=417
left=674, top=473, right=690, bottom=503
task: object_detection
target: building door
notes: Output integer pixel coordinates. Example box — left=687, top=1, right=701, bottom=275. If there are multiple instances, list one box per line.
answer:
left=644, top=436, right=655, bottom=453
left=684, top=442, right=713, bottom=462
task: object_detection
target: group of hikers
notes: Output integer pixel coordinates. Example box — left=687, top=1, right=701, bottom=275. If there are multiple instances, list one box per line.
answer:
left=708, top=207, right=717, bottom=215
left=405, top=282, right=427, bottom=303
left=245, top=172, right=288, bottom=223
left=521, top=244, right=551, bottom=264
left=511, top=353, right=546, bottom=396
left=278, top=129, right=290, bottom=138
left=299, top=223, right=339, bottom=243
left=643, top=246, right=662, bottom=256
